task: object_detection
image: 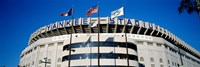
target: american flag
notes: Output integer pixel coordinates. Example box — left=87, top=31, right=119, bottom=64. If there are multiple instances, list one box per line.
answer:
left=86, top=5, right=98, bottom=16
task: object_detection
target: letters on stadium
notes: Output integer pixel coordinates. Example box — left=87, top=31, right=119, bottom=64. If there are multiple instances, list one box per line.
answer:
left=31, top=17, right=159, bottom=38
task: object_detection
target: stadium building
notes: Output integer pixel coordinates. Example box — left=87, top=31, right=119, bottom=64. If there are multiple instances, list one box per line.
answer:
left=19, top=17, right=200, bottom=67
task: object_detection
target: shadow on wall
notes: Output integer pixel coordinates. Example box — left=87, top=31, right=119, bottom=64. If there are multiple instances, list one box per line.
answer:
left=105, top=37, right=114, bottom=42
left=139, top=63, right=145, bottom=67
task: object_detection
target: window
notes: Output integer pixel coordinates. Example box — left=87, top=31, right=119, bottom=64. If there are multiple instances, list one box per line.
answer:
left=47, top=65, right=51, bottom=67
left=177, top=63, right=180, bottom=66
left=62, top=53, right=138, bottom=61
left=34, top=47, right=37, bottom=50
left=165, top=45, right=168, bottom=49
left=57, top=58, right=62, bottom=63
left=39, top=60, right=42, bottom=64
left=150, top=57, right=154, bottom=62
left=32, top=61, right=34, bottom=65
left=28, top=63, right=30, bottom=67
left=48, top=43, right=54, bottom=47
left=175, top=63, right=176, bottom=66
left=147, top=42, right=153, bottom=46
left=157, top=43, right=162, bottom=47
left=48, top=59, right=51, bottom=62
left=40, top=45, right=45, bottom=48
left=151, top=64, right=155, bottom=67
left=140, top=57, right=144, bottom=62
left=63, top=42, right=137, bottom=50
left=57, top=64, right=61, bottom=67
left=137, top=41, right=143, bottom=45
left=160, top=65, right=164, bottom=67
left=172, top=61, right=174, bottom=66
left=168, top=60, right=170, bottom=64
left=58, top=42, right=63, bottom=45
left=159, top=58, right=163, bottom=63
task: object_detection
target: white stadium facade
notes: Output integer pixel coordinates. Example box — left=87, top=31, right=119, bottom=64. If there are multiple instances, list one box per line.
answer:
left=19, top=17, right=200, bottom=67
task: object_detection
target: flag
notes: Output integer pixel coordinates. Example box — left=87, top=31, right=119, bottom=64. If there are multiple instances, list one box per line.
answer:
left=111, top=7, right=124, bottom=18
left=60, top=8, right=73, bottom=16
left=86, top=5, right=98, bottom=16
left=88, top=21, right=98, bottom=28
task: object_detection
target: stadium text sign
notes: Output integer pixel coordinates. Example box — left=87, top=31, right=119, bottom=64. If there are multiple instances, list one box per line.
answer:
left=31, top=17, right=168, bottom=38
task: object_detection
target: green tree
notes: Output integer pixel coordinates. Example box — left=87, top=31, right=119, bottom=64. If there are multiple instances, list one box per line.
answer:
left=178, top=0, right=200, bottom=15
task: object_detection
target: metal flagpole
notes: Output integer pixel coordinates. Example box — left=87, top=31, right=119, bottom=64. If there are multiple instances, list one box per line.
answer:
left=97, top=2, right=100, bottom=67
left=122, top=4, right=130, bottom=66
left=68, top=5, right=74, bottom=67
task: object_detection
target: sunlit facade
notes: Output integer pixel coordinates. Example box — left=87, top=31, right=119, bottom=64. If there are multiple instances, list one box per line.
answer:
left=19, top=17, right=200, bottom=67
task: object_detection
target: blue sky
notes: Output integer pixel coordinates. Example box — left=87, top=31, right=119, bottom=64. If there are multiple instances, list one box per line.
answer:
left=0, top=0, right=200, bottom=67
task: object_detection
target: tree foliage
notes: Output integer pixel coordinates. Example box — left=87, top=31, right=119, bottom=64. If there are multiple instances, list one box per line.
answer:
left=178, top=0, right=199, bottom=15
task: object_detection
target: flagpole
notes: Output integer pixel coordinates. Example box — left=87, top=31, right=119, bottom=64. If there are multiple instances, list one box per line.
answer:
left=68, top=5, right=74, bottom=67
left=122, top=3, right=129, bottom=66
left=97, top=2, right=100, bottom=67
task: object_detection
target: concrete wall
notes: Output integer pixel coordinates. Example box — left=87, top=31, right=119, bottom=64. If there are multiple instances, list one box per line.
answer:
left=19, top=33, right=200, bottom=67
